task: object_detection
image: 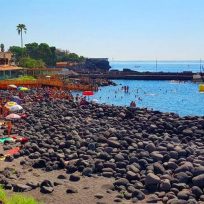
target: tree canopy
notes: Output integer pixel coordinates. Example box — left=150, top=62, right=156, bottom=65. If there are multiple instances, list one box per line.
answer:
left=56, top=49, right=84, bottom=62
left=9, top=42, right=84, bottom=68
left=9, top=46, right=26, bottom=62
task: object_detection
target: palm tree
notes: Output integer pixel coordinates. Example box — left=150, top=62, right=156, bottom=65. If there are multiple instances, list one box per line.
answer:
left=0, top=44, right=4, bottom=52
left=16, top=24, right=27, bottom=48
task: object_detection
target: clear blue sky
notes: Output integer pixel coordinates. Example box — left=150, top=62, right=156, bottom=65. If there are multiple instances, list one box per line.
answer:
left=1, top=0, right=204, bottom=60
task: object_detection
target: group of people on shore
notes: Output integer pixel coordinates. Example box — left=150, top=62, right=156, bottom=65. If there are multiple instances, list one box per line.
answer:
left=0, top=85, right=141, bottom=139
left=74, top=94, right=89, bottom=105
left=0, top=87, right=79, bottom=138
left=0, top=87, right=74, bottom=105
left=0, top=88, right=73, bottom=119
left=0, top=87, right=90, bottom=118
left=1, top=85, right=141, bottom=122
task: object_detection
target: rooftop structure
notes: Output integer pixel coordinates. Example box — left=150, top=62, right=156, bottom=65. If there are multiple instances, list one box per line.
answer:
left=56, top=61, right=79, bottom=68
left=0, top=65, right=23, bottom=71
left=0, top=52, right=13, bottom=66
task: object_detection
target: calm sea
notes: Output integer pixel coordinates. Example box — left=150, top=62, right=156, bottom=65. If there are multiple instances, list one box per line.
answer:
left=110, top=60, right=204, bottom=73
left=73, top=61, right=204, bottom=116
left=86, top=80, right=204, bottom=117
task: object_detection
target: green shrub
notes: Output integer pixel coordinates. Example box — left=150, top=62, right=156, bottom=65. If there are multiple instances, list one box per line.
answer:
left=9, top=75, right=36, bottom=81
left=0, top=187, right=42, bottom=204
left=7, top=194, right=40, bottom=204
left=19, top=57, right=45, bottom=68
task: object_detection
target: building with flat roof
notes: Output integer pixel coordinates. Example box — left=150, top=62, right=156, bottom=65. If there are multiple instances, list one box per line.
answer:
left=0, top=52, right=12, bottom=65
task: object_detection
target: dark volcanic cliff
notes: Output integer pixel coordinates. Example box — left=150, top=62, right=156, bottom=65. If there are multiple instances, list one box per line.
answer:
left=56, top=58, right=111, bottom=73
left=84, top=58, right=111, bottom=72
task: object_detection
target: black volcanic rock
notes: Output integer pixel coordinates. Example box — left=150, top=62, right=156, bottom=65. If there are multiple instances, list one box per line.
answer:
left=84, top=58, right=111, bottom=72
left=7, top=95, right=204, bottom=201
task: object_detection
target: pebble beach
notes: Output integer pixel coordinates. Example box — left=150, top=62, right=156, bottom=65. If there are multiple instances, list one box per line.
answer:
left=1, top=89, right=204, bottom=203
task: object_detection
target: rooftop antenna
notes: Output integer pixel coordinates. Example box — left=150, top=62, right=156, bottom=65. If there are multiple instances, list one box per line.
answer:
left=200, top=59, right=204, bottom=82
left=156, top=58, right=158, bottom=72
left=200, top=59, right=202, bottom=73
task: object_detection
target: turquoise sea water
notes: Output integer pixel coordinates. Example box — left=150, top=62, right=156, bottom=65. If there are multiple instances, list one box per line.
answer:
left=74, top=61, right=204, bottom=116
left=110, top=60, right=203, bottom=73
left=75, top=80, right=204, bottom=117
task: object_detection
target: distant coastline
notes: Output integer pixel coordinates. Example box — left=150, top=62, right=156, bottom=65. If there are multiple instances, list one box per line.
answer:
left=110, top=60, right=202, bottom=63
left=110, top=60, right=203, bottom=72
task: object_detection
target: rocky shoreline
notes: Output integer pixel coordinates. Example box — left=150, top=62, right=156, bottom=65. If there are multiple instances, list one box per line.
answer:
left=1, top=99, right=204, bottom=203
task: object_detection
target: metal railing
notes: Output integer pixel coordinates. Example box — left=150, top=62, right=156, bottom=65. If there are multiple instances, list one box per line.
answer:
left=0, top=78, right=95, bottom=91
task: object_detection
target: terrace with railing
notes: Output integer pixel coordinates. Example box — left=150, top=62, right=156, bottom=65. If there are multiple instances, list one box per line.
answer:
left=0, top=77, right=95, bottom=91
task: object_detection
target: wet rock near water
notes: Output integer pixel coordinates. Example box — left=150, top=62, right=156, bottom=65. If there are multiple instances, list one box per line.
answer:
left=4, top=99, right=204, bottom=201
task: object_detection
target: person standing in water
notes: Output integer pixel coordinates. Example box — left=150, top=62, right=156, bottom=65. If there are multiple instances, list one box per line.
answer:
left=127, top=86, right=129, bottom=93
left=130, top=101, right=136, bottom=108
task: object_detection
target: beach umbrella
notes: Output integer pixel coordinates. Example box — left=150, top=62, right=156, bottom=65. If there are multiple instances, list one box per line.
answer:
left=5, top=101, right=17, bottom=108
left=9, top=105, right=23, bottom=112
left=6, top=113, right=21, bottom=120
left=18, top=87, right=29, bottom=91
left=8, top=84, right=17, bottom=89
left=83, top=91, right=94, bottom=96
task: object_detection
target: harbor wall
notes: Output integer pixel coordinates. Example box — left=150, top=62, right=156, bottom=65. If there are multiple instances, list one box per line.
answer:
left=69, top=71, right=194, bottom=81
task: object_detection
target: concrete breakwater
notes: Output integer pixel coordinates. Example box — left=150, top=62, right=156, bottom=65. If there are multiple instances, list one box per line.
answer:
left=108, top=72, right=193, bottom=80
left=69, top=71, right=196, bottom=81
left=6, top=97, right=204, bottom=203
